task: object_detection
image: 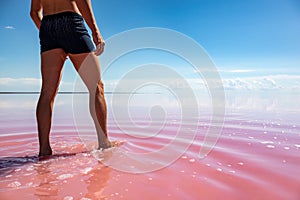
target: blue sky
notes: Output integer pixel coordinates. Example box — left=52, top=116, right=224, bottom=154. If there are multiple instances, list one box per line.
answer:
left=0, top=0, right=299, bottom=91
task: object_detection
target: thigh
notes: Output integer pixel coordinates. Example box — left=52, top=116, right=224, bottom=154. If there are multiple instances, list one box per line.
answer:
left=40, top=49, right=67, bottom=95
left=69, top=52, right=102, bottom=91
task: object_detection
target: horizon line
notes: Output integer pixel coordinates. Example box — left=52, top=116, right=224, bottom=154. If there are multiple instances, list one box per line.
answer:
left=0, top=91, right=161, bottom=95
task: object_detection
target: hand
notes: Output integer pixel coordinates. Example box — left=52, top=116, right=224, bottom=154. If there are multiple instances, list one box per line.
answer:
left=93, top=31, right=105, bottom=56
left=94, top=40, right=105, bottom=56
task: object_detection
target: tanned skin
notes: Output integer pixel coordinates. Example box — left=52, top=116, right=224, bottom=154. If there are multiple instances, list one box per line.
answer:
left=30, top=0, right=113, bottom=156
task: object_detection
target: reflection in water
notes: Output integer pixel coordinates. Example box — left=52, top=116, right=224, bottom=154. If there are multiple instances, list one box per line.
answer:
left=0, top=150, right=112, bottom=199
left=34, top=161, right=59, bottom=199
left=1, top=94, right=300, bottom=199
left=84, top=165, right=111, bottom=199
left=33, top=153, right=112, bottom=199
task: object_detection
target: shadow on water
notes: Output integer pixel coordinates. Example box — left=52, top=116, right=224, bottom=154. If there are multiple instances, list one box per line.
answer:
left=0, top=151, right=89, bottom=176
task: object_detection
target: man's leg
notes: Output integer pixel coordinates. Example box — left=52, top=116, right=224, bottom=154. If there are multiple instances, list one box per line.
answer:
left=37, top=49, right=67, bottom=156
left=69, top=52, right=111, bottom=149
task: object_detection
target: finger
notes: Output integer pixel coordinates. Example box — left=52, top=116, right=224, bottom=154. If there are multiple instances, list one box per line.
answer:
left=94, top=46, right=100, bottom=56
left=99, top=42, right=105, bottom=53
left=94, top=43, right=104, bottom=56
left=94, top=49, right=100, bottom=56
left=99, top=44, right=104, bottom=54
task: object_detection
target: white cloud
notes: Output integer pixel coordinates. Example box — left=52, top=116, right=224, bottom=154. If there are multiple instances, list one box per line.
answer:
left=0, top=77, right=74, bottom=92
left=4, top=25, right=15, bottom=30
left=1, top=74, right=299, bottom=93
left=192, top=68, right=256, bottom=75
left=0, top=77, right=41, bottom=86
left=105, top=74, right=300, bottom=92
left=223, top=69, right=256, bottom=73
left=0, top=77, right=41, bottom=91
left=222, top=75, right=300, bottom=90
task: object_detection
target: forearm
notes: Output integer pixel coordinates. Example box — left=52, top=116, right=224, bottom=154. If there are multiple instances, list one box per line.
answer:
left=30, top=0, right=42, bottom=30
left=30, top=11, right=42, bottom=30
left=75, top=0, right=101, bottom=35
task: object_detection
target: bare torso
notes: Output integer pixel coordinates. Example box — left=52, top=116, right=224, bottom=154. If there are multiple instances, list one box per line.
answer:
left=41, top=0, right=80, bottom=16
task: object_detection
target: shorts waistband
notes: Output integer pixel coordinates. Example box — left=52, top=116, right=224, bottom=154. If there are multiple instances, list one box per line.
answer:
left=42, top=11, right=82, bottom=20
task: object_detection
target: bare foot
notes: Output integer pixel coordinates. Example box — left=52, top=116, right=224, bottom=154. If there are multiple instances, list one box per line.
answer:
left=97, top=140, right=125, bottom=150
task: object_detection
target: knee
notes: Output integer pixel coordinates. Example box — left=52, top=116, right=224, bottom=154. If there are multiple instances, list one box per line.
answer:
left=95, top=81, right=105, bottom=96
left=39, top=88, right=57, bottom=104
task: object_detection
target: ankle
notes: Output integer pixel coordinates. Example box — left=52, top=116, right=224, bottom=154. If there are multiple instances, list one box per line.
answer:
left=39, top=145, right=52, bottom=157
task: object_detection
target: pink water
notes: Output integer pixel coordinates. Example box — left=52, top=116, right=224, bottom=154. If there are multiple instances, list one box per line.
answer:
left=0, top=94, right=300, bottom=199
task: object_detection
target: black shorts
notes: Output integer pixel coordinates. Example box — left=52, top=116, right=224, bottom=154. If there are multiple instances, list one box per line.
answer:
left=39, top=12, right=95, bottom=54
